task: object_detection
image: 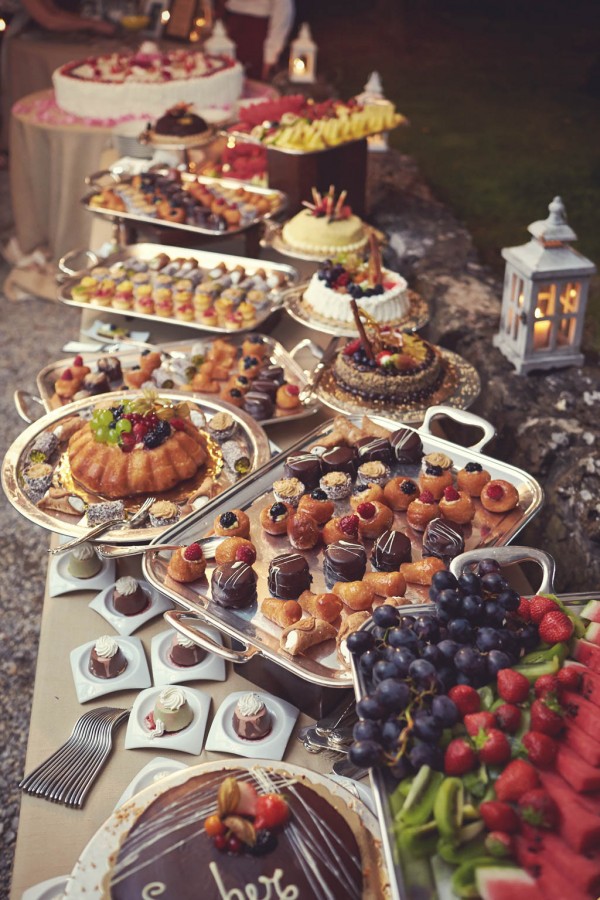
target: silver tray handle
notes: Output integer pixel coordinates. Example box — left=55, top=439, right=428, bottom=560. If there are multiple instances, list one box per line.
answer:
left=289, top=338, right=324, bottom=370
left=450, top=546, right=556, bottom=595
left=13, top=390, right=46, bottom=425
left=84, top=169, right=121, bottom=188
left=164, top=609, right=260, bottom=664
left=421, top=405, right=496, bottom=453
left=57, top=248, right=99, bottom=279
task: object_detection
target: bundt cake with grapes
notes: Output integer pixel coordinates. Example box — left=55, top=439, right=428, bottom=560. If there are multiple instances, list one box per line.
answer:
left=68, top=399, right=208, bottom=499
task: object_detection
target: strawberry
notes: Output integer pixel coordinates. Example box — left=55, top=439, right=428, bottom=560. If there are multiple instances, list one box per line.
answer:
left=529, top=595, right=560, bottom=624
left=464, top=711, right=497, bottom=736
left=521, top=731, right=558, bottom=768
left=497, top=669, right=530, bottom=704
left=516, top=596, right=531, bottom=621
left=443, top=486, right=460, bottom=502
left=234, top=781, right=258, bottom=817
left=444, top=738, right=477, bottom=776
left=342, top=338, right=362, bottom=356
left=534, top=674, right=559, bottom=697
left=530, top=696, right=564, bottom=736
left=538, top=610, right=574, bottom=643
left=495, top=703, right=521, bottom=734
left=518, top=789, right=559, bottom=830
left=557, top=666, right=581, bottom=691
left=479, top=800, right=520, bottom=834
left=484, top=831, right=514, bottom=858
left=183, top=542, right=203, bottom=561
left=475, top=728, right=512, bottom=766
left=448, top=685, right=481, bottom=717
left=494, top=759, right=540, bottom=802
left=254, top=794, right=290, bottom=831
left=375, top=351, right=392, bottom=367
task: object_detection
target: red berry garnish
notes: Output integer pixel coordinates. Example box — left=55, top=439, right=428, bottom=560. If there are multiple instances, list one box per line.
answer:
left=183, top=542, right=203, bottom=561
left=62, top=368, right=73, bottom=381
left=485, top=483, right=505, bottom=501
left=133, top=423, right=148, bottom=441
left=356, top=501, right=376, bottom=519
left=443, top=486, right=460, bottom=501
left=170, top=417, right=186, bottom=431
left=557, top=666, right=581, bottom=690
left=213, top=834, right=227, bottom=851
left=226, top=835, right=242, bottom=854
left=339, top=514, right=359, bottom=536
left=419, top=490, right=435, bottom=504
left=73, top=355, right=84, bottom=366
left=285, top=384, right=300, bottom=396
left=534, top=674, right=559, bottom=698
left=235, top=544, right=256, bottom=564
left=343, top=338, right=362, bottom=356
left=120, top=432, right=136, bottom=453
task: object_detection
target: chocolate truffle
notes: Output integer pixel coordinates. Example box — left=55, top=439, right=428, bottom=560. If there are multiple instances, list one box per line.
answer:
left=258, top=364, right=285, bottom=385
left=323, top=541, right=367, bottom=585
left=321, top=446, right=357, bottom=477
left=422, top=517, right=464, bottom=564
left=88, top=635, right=128, bottom=679
left=168, top=633, right=207, bottom=667
left=371, top=529, right=412, bottom=571
left=232, top=692, right=272, bottom=740
left=211, top=561, right=257, bottom=609
left=283, top=453, right=322, bottom=490
left=243, top=391, right=275, bottom=420
left=356, top=437, right=394, bottom=466
left=82, top=371, right=111, bottom=395
left=390, top=427, right=423, bottom=464
left=96, top=356, right=122, bottom=382
left=113, top=576, right=150, bottom=616
left=268, top=552, right=312, bottom=599
left=251, top=379, right=278, bottom=400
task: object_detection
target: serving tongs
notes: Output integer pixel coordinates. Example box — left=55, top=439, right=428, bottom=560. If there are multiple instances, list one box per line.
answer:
left=287, top=337, right=336, bottom=403
left=95, top=533, right=226, bottom=560
left=48, top=496, right=156, bottom=555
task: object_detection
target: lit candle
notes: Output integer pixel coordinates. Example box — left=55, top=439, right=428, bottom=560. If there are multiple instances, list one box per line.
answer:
left=533, top=309, right=551, bottom=350
left=292, top=57, right=306, bottom=75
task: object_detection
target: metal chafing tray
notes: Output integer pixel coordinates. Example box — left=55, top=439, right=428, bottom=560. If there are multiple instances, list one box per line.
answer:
left=57, top=242, right=299, bottom=336
left=141, top=408, right=543, bottom=690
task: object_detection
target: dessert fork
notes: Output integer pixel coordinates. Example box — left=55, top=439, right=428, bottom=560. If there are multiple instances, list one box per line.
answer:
left=49, top=496, right=156, bottom=555
left=95, top=534, right=226, bottom=560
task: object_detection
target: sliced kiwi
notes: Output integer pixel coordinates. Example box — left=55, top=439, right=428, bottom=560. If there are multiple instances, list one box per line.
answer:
left=396, top=766, right=444, bottom=827
left=395, top=820, right=439, bottom=859
left=434, top=777, right=464, bottom=839
left=514, top=655, right=560, bottom=682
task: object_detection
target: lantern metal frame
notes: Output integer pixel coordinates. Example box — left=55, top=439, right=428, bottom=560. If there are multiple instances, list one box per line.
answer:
left=288, top=22, right=317, bottom=84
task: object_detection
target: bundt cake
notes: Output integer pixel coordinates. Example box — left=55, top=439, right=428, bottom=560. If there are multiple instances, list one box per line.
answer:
left=67, top=398, right=208, bottom=499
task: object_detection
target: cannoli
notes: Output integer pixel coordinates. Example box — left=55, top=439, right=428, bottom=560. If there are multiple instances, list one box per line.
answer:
left=280, top=617, right=337, bottom=657
left=331, top=580, right=376, bottom=611
left=360, top=416, right=393, bottom=439
left=363, top=571, right=407, bottom=597
left=221, top=440, right=251, bottom=476
left=337, top=611, right=370, bottom=665
left=260, top=597, right=302, bottom=628
left=37, top=487, right=86, bottom=516
left=298, top=590, right=343, bottom=623
left=400, top=556, right=446, bottom=585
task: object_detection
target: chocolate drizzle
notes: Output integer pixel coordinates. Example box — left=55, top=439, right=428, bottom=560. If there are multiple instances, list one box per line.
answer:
left=355, top=437, right=393, bottom=466
left=267, top=552, right=312, bottom=599
left=284, top=453, right=323, bottom=490
left=323, top=540, right=366, bottom=586
left=320, top=446, right=357, bottom=477
left=422, top=517, right=464, bottom=564
left=390, top=427, right=423, bottom=464
left=210, top=561, right=257, bottom=609
left=371, top=529, right=412, bottom=571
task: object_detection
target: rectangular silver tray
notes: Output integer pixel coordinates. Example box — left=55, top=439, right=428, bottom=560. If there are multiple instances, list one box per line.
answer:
left=81, top=172, right=286, bottom=236
left=142, top=410, right=543, bottom=689
left=57, top=242, right=299, bottom=336
left=33, top=334, right=319, bottom=428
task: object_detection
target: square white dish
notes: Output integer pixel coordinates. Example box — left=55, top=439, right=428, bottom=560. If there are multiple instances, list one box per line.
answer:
left=22, top=875, right=70, bottom=900
left=150, top=625, right=226, bottom=686
left=89, top=579, right=173, bottom=636
left=69, top=635, right=151, bottom=703
left=84, top=319, right=151, bottom=344
left=205, top=689, right=299, bottom=761
left=114, top=756, right=188, bottom=809
left=124, top=685, right=211, bottom=754
left=49, top=550, right=116, bottom=598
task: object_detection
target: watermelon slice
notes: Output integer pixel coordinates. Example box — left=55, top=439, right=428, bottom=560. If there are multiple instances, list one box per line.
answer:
left=585, top=622, right=600, bottom=646
left=539, top=770, right=600, bottom=852
left=541, top=832, right=600, bottom=894
left=556, top=744, right=600, bottom=793
left=565, top=719, right=600, bottom=767
left=562, top=689, right=600, bottom=742
left=573, top=639, right=600, bottom=674
left=572, top=663, right=600, bottom=708
left=536, top=864, right=592, bottom=900
left=475, top=866, right=544, bottom=900
left=582, top=598, right=600, bottom=623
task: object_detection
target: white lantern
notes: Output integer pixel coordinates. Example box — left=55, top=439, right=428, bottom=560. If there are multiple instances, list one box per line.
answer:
left=204, top=20, right=236, bottom=58
left=355, top=71, right=391, bottom=152
left=493, top=197, right=596, bottom=374
left=289, top=23, right=317, bottom=84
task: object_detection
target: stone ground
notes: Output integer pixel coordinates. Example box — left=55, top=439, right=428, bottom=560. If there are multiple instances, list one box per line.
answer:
left=1, top=150, right=599, bottom=897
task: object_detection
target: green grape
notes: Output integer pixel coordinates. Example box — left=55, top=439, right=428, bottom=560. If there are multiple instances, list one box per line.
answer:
left=97, top=409, right=114, bottom=427
left=94, top=426, right=109, bottom=443
left=106, top=428, right=120, bottom=445
left=116, top=419, right=132, bottom=434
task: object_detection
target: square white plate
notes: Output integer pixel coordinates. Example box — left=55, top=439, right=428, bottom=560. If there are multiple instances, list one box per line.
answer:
left=114, top=756, right=189, bottom=809
left=22, top=875, right=69, bottom=900
left=69, top=635, right=151, bottom=703
left=49, top=550, right=116, bottom=598
left=84, top=320, right=151, bottom=344
left=124, top=685, right=211, bottom=754
left=151, top=626, right=226, bottom=686
left=205, top=690, right=299, bottom=761
left=89, top=579, right=173, bottom=636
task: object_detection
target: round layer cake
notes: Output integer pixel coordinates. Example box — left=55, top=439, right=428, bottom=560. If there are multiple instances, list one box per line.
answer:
left=282, top=208, right=368, bottom=256
left=333, top=333, right=445, bottom=404
left=109, top=766, right=381, bottom=899
left=53, top=45, right=244, bottom=122
left=304, top=260, right=409, bottom=325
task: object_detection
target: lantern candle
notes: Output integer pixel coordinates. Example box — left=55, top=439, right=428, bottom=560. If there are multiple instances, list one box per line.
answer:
left=533, top=309, right=551, bottom=350
left=292, top=57, right=306, bottom=76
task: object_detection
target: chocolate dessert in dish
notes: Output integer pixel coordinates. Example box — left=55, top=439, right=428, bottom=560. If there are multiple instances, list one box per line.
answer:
left=154, top=104, right=209, bottom=138
left=321, top=445, right=357, bottom=477
left=422, top=517, right=465, bottom=564
left=113, top=576, right=150, bottom=616
left=390, top=426, right=423, bottom=464
left=211, top=561, right=257, bottom=609
left=267, top=552, right=312, bottom=599
left=355, top=436, right=394, bottom=466
left=169, top=633, right=207, bottom=667
left=231, top=692, right=272, bottom=740
left=88, top=635, right=128, bottom=679
left=323, top=541, right=367, bottom=585
left=371, top=528, right=412, bottom=571
left=283, top=453, right=323, bottom=490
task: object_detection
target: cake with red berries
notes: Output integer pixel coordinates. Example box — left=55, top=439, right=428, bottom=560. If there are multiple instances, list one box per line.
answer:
left=109, top=766, right=382, bottom=900
left=67, top=397, right=208, bottom=499
left=282, top=187, right=368, bottom=256
left=304, top=258, right=409, bottom=326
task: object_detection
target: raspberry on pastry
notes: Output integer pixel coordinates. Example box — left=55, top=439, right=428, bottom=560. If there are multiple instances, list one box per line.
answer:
left=438, top=486, right=476, bottom=524
left=356, top=501, right=394, bottom=540
left=406, top=490, right=440, bottom=532
left=480, top=479, right=519, bottom=513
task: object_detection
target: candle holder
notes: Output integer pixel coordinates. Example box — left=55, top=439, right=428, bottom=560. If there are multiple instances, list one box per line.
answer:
left=288, top=23, right=317, bottom=84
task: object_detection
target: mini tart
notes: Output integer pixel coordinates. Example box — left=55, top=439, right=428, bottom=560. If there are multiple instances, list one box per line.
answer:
left=214, top=536, right=257, bottom=566
left=322, top=514, right=361, bottom=545
left=213, top=508, right=251, bottom=538
left=356, top=500, right=394, bottom=540
left=438, top=488, right=475, bottom=525
left=149, top=500, right=180, bottom=528
left=480, top=479, right=520, bottom=513
left=319, top=471, right=353, bottom=501
left=406, top=492, right=440, bottom=531
left=260, top=501, right=293, bottom=535
left=356, top=460, right=391, bottom=487
left=219, top=387, right=244, bottom=408
left=238, top=355, right=262, bottom=378
left=207, top=412, right=236, bottom=443
left=418, top=466, right=454, bottom=500
left=167, top=545, right=207, bottom=583
left=350, top=483, right=386, bottom=509
left=297, top=489, right=335, bottom=525
left=273, top=477, right=305, bottom=507
left=456, top=461, right=492, bottom=497
left=383, top=476, right=419, bottom=511
left=241, top=336, right=267, bottom=359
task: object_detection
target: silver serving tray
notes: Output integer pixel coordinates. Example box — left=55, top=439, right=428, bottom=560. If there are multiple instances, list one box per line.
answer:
left=1, top=390, right=271, bottom=544
left=57, top=242, right=299, bottom=336
left=351, top=546, right=584, bottom=900
left=141, top=407, right=543, bottom=688
left=226, top=128, right=396, bottom=156
left=28, top=334, right=319, bottom=428
left=81, top=171, right=286, bottom=236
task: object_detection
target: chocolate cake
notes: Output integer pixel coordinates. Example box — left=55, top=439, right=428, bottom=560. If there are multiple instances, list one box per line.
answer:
left=320, top=445, right=357, bottom=477
left=231, top=693, right=271, bottom=740
left=113, top=576, right=150, bottom=616
left=267, top=552, right=312, bottom=599
left=323, top=541, right=366, bottom=585
left=211, top=561, right=257, bottom=609
left=390, top=427, right=423, bottom=464
left=283, top=453, right=322, bottom=490
left=169, top=633, right=207, bottom=667
left=88, top=635, right=128, bottom=679
left=155, top=104, right=208, bottom=137
left=355, top=436, right=394, bottom=466
left=371, top=529, right=412, bottom=571
left=422, top=517, right=464, bottom=564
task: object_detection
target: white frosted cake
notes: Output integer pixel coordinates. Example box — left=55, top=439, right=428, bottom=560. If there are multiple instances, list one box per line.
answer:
left=53, top=43, right=244, bottom=122
left=304, top=261, right=409, bottom=325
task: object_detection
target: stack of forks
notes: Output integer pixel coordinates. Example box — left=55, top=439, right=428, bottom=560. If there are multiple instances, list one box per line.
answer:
left=19, top=706, right=130, bottom=808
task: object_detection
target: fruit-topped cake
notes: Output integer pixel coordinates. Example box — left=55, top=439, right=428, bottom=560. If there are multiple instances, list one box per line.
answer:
left=67, top=395, right=208, bottom=499
left=281, top=186, right=369, bottom=256
left=153, top=103, right=209, bottom=140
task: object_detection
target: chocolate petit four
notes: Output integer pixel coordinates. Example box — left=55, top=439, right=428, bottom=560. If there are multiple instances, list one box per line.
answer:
left=371, top=528, right=412, bottom=571
left=113, top=576, right=150, bottom=615
left=268, top=552, right=312, bottom=599
left=169, top=632, right=207, bottom=667
left=88, top=634, right=128, bottom=679
left=211, top=561, right=257, bottom=609
left=96, top=356, right=122, bottom=382
left=355, top=436, right=394, bottom=466
left=232, top=692, right=272, bottom=740
left=323, top=540, right=367, bottom=585
left=243, top=391, right=275, bottom=420
left=251, top=378, right=278, bottom=400
left=258, top=364, right=285, bottom=385
left=82, top=371, right=111, bottom=395
left=321, top=445, right=357, bottom=477
left=148, top=686, right=193, bottom=737
left=422, top=517, right=465, bottom=564
left=390, top=427, right=423, bottom=464
left=283, top=453, right=322, bottom=490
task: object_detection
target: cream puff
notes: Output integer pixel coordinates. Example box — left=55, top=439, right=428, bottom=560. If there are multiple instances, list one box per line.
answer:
left=456, top=461, right=492, bottom=497
left=438, top=486, right=476, bottom=525
left=480, top=479, right=520, bottom=513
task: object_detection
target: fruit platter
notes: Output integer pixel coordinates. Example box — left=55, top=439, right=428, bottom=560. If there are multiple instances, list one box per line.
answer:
left=141, top=410, right=542, bottom=690
left=31, top=333, right=319, bottom=427
left=1, top=389, right=271, bottom=544
left=349, top=545, right=600, bottom=900
left=57, top=242, right=298, bottom=335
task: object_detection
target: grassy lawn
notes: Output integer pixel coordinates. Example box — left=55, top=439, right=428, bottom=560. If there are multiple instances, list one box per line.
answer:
left=304, top=0, right=600, bottom=346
